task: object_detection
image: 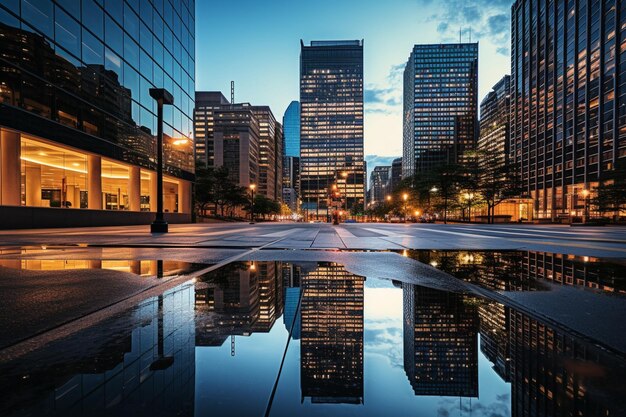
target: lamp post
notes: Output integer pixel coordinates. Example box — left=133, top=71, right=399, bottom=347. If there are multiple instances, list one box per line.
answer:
left=149, top=88, right=174, bottom=234
left=249, top=184, right=256, bottom=224
left=402, top=192, right=408, bottom=222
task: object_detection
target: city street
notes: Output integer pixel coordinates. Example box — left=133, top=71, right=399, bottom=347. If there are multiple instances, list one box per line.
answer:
left=1, top=222, right=625, bottom=257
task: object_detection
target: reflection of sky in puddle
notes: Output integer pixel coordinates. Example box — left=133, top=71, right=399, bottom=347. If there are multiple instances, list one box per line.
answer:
left=1, top=260, right=625, bottom=417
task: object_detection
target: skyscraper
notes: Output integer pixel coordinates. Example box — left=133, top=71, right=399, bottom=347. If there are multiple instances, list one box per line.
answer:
left=0, top=0, right=195, bottom=227
left=369, top=165, right=391, bottom=204
left=300, top=40, right=365, bottom=217
left=390, top=157, right=403, bottom=191
left=283, top=100, right=300, bottom=157
left=194, top=92, right=230, bottom=168
left=402, top=43, right=478, bottom=178
left=478, top=75, right=510, bottom=168
left=510, top=0, right=626, bottom=221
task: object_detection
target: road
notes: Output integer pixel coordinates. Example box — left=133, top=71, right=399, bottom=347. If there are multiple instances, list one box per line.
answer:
left=0, top=222, right=625, bottom=257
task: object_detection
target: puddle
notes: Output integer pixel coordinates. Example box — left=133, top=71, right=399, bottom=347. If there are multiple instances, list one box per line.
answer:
left=1, top=261, right=625, bottom=416
left=400, top=250, right=626, bottom=294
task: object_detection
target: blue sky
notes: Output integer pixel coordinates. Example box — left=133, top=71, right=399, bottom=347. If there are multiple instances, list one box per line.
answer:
left=196, top=0, right=512, bottom=165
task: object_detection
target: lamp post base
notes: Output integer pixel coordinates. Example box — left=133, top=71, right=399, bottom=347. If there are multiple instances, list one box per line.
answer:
left=151, top=220, right=169, bottom=233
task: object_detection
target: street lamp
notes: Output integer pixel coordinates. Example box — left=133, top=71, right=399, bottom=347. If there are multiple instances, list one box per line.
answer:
left=149, top=88, right=174, bottom=234
left=402, top=193, right=409, bottom=222
left=249, top=184, right=256, bottom=224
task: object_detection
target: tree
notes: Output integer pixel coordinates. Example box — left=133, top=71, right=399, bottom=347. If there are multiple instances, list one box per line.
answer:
left=430, top=163, right=465, bottom=224
left=592, top=159, right=626, bottom=222
left=474, top=149, right=525, bottom=223
left=251, top=195, right=281, bottom=220
left=193, top=163, right=248, bottom=218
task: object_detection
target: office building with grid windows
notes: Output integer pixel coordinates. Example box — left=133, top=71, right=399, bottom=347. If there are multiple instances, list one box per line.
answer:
left=300, top=40, right=365, bottom=217
left=0, top=0, right=195, bottom=227
left=402, top=43, right=478, bottom=178
left=510, top=0, right=626, bottom=221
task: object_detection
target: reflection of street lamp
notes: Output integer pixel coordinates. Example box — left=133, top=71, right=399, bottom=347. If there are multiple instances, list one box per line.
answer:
left=149, top=88, right=174, bottom=234
left=249, top=184, right=256, bottom=224
left=582, top=189, right=590, bottom=223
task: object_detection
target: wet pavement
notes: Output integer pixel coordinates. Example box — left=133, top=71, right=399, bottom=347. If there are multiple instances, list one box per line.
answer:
left=0, top=248, right=626, bottom=416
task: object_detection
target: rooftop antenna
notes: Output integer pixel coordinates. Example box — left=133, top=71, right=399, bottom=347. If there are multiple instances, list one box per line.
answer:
left=230, top=80, right=235, bottom=107
left=459, top=27, right=462, bottom=43
left=469, top=28, right=472, bottom=43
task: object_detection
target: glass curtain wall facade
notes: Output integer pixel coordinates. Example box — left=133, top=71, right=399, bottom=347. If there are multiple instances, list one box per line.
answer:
left=478, top=75, right=511, bottom=167
left=402, top=43, right=478, bottom=178
left=283, top=100, right=300, bottom=157
left=368, top=165, right=391, bottom=205
left=511, top=0, right=626, bottom=220
left=0, top=0, right=195, bottom=217
left=300, top=40, right=365, bottom=217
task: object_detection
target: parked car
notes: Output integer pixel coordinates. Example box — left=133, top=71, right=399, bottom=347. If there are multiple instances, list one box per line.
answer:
left=344, top=219, right=357, bottom=223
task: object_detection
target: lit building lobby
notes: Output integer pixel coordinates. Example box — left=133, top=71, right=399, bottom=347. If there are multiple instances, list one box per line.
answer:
left=0, top=129, right=191, bottom=228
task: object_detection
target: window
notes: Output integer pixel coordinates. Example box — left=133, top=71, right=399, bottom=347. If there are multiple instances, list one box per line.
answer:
left=21, top=0, right=53, bottom=38
left=105, top=14, right=123, bottom=55
left=82, top=0, right=103, bottom=39
left=55, top=6, right=81, bottom=58
left=123, top=33, right=139, bottom=68
left=82, top=28, right=103, bottom=64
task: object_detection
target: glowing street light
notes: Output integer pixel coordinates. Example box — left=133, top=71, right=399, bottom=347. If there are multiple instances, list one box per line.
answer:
left=249, top=184, right=256, bottom=224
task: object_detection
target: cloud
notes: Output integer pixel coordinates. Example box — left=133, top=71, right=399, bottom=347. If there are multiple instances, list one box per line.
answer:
left=365, top=88, right=393, bottom=104
left=423, top=0, right=512, bottom=52
left=364, top=63, right=405, bottom=115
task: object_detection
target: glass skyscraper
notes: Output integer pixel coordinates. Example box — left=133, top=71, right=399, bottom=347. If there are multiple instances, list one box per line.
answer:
left=300, top=40, right=365, bottom=217
left=283, top=100, right=300, bottom=157
left=402, top=43, right=478, bottom=178
left=510, top=0, right=626, bottom=221
left=0, top=0, right=195, bottom=226
left=478, top=75, right=511, bottom=168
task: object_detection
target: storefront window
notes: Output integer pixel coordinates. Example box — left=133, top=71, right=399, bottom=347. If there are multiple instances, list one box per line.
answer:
left=101, top=159, right=129, bottom=210
left=20, top=137, right=88, bottom=208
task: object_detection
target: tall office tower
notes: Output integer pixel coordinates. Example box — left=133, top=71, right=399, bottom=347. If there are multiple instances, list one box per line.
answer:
left=402, top=43, right=478, bottom=178
left=212, top=106, right=260, bottom=188
left=478, top=75, right=510, bottom=168
left=369, top=165, right=391, bottom=204
left=250, top=106, right=282, bottom=201
left=283, top=100, right=300, bottom=157
left=194, top=92, right=230, bottom=167
left=402, top=284, right=478, bottom=397
left=300, top=40, right=365, bottom=217
left=390, top=157, right=402, bottom=191
left=511, top=0, right=626, bottom=221
left=300, top=263, right=364, bottom=404
left=283, top=156, right=300, bottom=211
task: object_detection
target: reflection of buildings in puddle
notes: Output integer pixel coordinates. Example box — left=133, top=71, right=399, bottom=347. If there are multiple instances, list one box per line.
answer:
left=475, top=299, right=626, bottom=416
left=507, top=308, right=626, bottom=417
left=406, top=250, right=626, bottom=294
left=300, top=262, right=364, bottom=404
left=282, top=263, right=302, bottom=339
left=402, top=284, right=479, bottom=397
left=0, top=259, right=195, bottom=278
left=194, top=261, right=284, bottom=348
left=1, top=285, right=196, bottom=417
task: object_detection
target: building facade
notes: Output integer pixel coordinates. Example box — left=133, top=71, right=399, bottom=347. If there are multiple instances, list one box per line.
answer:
left=300, top=40, right=365, bottom=217
left=212, top=106, right=260, bottom=188
left=368, top=165, right=391, bottom=204
left=390, top=157, right=402, bottom=191
left=283, top=100, right=300, bottom=157
left=194, top=91, right=229, bottom=168
left=402, top=43, right=478, bottom=178
left=478, top=75, right=510, bottom=167
left=193, top=94, right=283, bottom=201
left=510, top=0, right=626, bottom=220
left=0, top=0, right=195, bottom=227
left=283, top=155, right=300, bottom=212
